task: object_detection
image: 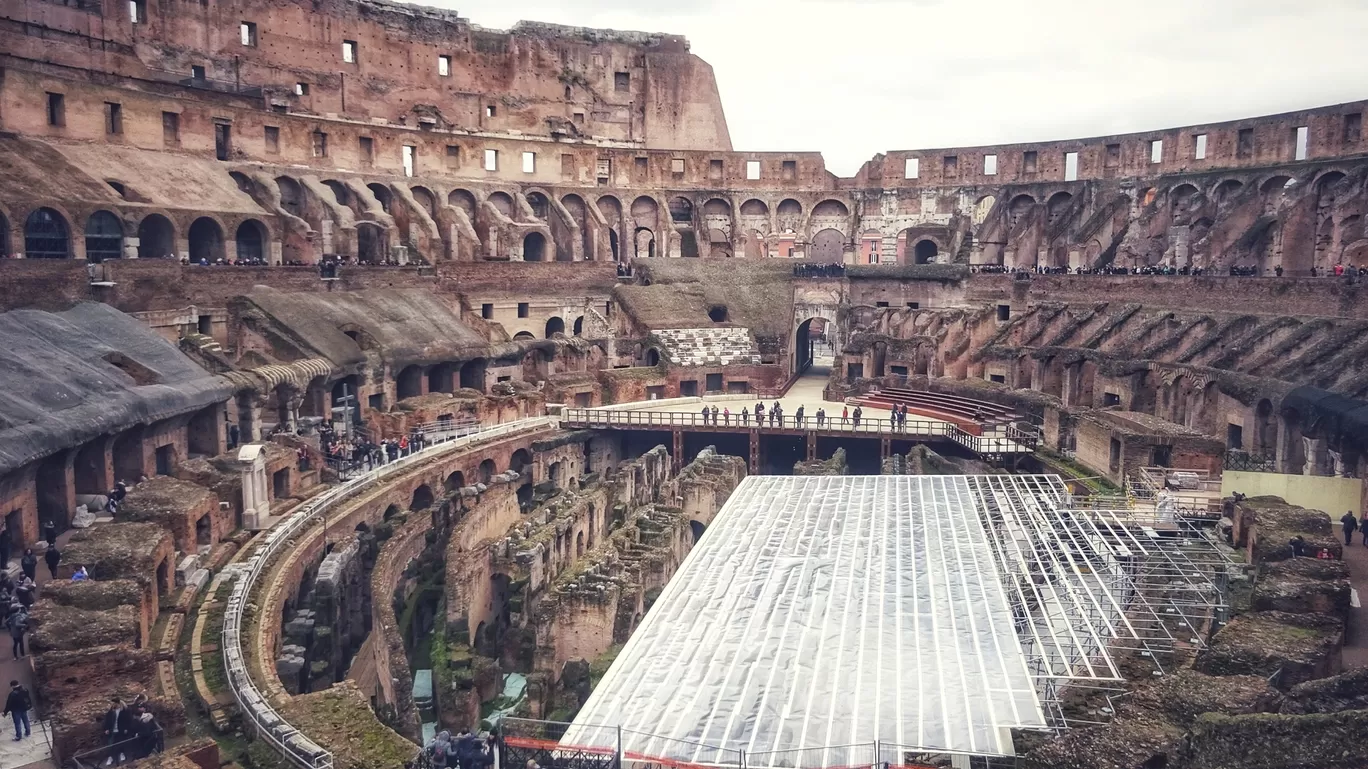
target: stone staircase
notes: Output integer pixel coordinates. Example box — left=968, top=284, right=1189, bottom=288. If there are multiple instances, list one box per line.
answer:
left=653, top=327, right=760, bottom=367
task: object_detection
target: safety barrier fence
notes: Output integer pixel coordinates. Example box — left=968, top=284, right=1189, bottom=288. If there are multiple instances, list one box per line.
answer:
left=223, top=417, right=554, bottom=769
left=560, top=408, right=1037, bottom=455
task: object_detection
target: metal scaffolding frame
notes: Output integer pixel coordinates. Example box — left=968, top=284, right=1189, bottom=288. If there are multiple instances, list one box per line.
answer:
left=966, top=475, right=1231, bottom=730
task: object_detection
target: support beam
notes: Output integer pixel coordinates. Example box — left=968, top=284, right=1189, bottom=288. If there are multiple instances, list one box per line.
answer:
left=749, top=429, right=760, bottom=474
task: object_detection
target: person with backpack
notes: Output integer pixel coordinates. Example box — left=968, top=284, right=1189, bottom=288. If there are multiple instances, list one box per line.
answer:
left=44, top=546, right=60, bottom=581
left=3, top=679, right=30, bottom=741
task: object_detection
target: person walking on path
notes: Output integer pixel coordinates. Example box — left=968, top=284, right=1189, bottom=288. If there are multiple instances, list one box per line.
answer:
left=44, top=546, right=60, bottom=581
left=19, top=549, right=36, bottom=582
left=1342, top=511, right=1359, bottom=546
left=41, top=519, right=56, bottom=547
left=7, top=607, right=26, bottom=660
left=3, top=680, right=31, bottom=742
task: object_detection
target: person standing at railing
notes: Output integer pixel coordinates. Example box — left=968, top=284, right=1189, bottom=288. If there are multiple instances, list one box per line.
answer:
left=794, top=406, right=804, bottom=427
left=700, top=405, right=711, bottom=425
left=852, top=406, right=862, bottom=428
left=816, top=408, right=826, bottom=427
left=741, top=406, right=749, bottom=425
left=755, top=402, right=765, bottom=425
left=722, top=407, right=730, bottom=425
left=841, top=406, right=848, bottom=425
left=711, top=406, right=719, bottom=425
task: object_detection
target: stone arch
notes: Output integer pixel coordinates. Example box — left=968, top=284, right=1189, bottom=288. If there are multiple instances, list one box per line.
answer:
left=383, top=504, right=401, bottom=521
left=411, top=185, right=438, bottom=218
left=777, top=198, right=803, bottom=233
left=576, top=530, right=585, bottom=557
left=235, top=219, right=268, bottom=263
left=459, top=358, right=486, bottom=392
left=410, top=484, right=434, bottom=511
left=973, top=195, right=997, bottom=225
left=83, top=210, right=124, bottom=263
left=668, top=196, right=694, bottom=224
left=137, top=213, right=175, bottom=258
left=488, top=191, right=515, bottom=218
left=1007, top=195, right=1036, bottom=229
left=744, top=230, right=765, bottom=258
left=740, top=199, right=768, bottom=216
left=545, top=316, right=565, bottom=338
left=812, top=199, right=849, bottom=217
left=689, top=520, right=706, bottom=543
left=573, top=316, right=584, bottom=336
left=229, top=171, right=253, bottom=194
left=523, top=231, right=547, bottom=262
left=275, top=176, right=304, bottom=218
left=477, top=458, right=496, bottom=484
left=23, top=207, right=70, bottom=259
left=448, top=189, right=477, bottom=218
left=1261, top=175, right=1294, bottom=195
left=513, top=331, right=535, bottom=341
left=509, top=449, right=531, bottom=475
left=809, top=228, right=844, bottom=263
left=1213, top=179, right=1244, bottom=205
left=644, top=347, right=660, bottom=366
left=322, top=179, right=351, bottom=205
left=525, top=191, right=550, bottom=220
left=367, top=183, right=393, bottom=213
left=633, top=227, right=656, bottom=259
left=703, top=198, right=732, bottom=216
left=444, top=471, right=466, bottom=493
left=1313, top=170, right=1348, bottom=198
left=1046, top=192, right=1075, bottom=226
left=913, top=239, right=938, bottom=264
left=187, top=217, right=226, bottom=262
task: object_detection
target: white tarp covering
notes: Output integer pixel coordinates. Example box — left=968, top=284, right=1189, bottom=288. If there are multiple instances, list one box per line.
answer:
left=566, top=475, right=1050, bottom=764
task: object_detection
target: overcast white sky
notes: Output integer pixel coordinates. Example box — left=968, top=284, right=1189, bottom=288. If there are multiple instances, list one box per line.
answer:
left=429, top=0, right=1368, bottom=177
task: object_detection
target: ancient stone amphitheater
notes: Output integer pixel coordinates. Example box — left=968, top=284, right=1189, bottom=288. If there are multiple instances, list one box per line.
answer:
left=0, top=1, right=1364, bottom=768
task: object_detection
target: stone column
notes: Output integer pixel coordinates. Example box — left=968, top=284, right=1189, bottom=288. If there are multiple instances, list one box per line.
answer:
left=238, top=444, right=271, bottom=529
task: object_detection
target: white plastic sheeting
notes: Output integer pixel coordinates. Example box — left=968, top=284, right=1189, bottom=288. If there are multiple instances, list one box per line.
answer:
left=566, top=475, right=1050, bottom=763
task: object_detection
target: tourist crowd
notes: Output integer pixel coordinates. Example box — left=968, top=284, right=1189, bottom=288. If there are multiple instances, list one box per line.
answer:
left=318, top=424, right=429, bottom=476
left=423, top=728, right=497, bottom=769
left=970, top=263, right=1368, bottom=277
left=793, top=263, right=846, bottom=278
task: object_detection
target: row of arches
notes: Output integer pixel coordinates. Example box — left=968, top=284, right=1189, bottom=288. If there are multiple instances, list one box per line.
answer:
left=1, top=207, right=270, bottom=262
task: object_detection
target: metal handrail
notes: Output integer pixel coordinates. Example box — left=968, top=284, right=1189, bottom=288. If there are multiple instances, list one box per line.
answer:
left=560, top=408, right=1035, bottom=455
left=224, top=417, right=554, bottom=769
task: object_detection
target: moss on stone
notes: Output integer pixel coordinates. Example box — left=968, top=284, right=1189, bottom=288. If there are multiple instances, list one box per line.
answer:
left=280, top=682, right=419, bottom=769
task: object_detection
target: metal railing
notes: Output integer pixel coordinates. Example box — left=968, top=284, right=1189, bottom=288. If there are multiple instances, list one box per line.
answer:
left=70, top=727, right=165, bottom=768
left=224, top=417, right=554, bottom=769
left=561, top=408, right=1038, bottom=455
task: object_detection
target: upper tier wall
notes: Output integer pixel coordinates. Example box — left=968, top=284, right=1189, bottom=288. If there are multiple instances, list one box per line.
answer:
left=0, top=0, right=731, bottom=151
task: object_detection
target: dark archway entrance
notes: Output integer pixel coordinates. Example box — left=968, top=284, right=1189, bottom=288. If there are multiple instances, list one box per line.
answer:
left=410, top=484, right=434, bottom=511
left=24, top=208, right=70, bottom=259
left=914, top=240, right=938, bottom=264
left=794, top=318, right=815, bottom=374
left=523, top=232, right=547, bottom=262
left=357, top=222, right=384, bottom=263
left=459, top=358, right=486, bottom=392
left=545, top=317, right=565, bottom=338
left=396, top=365, right=423, bottom=400
left=137, top=214, right=174, bottom=258
left=84, top=211, right=124, bottom=262
left=236, top=220, right=267, bottom=263
left=188, top=217, right=225, bottom=263
left=690, top=520, right=706, bottom=543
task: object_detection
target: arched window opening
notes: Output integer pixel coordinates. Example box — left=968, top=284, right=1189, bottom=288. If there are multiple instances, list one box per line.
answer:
left=24, top=208, right=70, bottom=259
left=84, top=210, right=124, bottom=263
